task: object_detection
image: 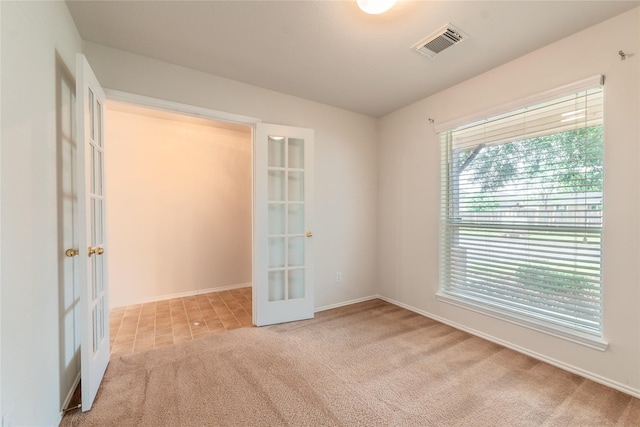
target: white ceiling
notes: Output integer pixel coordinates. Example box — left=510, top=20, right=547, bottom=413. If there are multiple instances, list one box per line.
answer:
left=66, top=0, right=639, bottom=118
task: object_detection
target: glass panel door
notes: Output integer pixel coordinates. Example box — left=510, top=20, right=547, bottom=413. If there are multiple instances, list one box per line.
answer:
left=254, top=124, right=314, bottom=326
left=76, top=54, right=110, bottom=412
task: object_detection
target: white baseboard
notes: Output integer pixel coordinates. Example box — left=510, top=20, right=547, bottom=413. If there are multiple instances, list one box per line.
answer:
left=377, top=295, right=640, bottom=400
left=315, top=295, right=379, bottom=312
left=111, top=283, right=252, bottom=308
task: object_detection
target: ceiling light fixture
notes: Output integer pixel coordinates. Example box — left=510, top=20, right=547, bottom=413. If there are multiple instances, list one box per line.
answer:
left=357, top=0, right=397, bottom=14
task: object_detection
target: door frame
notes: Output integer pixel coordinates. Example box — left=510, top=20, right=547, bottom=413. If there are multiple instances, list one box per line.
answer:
left=105, top=90, right=261, bottom=129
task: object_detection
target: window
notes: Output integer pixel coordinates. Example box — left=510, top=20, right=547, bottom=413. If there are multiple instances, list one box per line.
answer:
left=437, top=76, right=605, bottom=347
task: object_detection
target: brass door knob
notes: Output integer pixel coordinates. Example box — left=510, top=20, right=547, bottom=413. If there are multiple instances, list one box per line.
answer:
left=305, top=231, right=313, bottom=238
left=65, top=248, right=79, bottom=257
left=88, top=246, right=105, bottom=257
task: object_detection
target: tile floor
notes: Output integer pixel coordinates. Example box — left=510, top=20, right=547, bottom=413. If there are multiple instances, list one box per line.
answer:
left=109, top=287, right=253, bottom=357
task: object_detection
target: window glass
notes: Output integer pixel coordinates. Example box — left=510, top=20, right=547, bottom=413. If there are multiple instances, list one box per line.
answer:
left=440, top=85, right=603, bottom=337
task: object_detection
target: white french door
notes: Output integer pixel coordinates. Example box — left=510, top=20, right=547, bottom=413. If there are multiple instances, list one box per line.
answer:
left=76, top=54, right=109, bottom=412
left=254, top=124, right=314, bottom=326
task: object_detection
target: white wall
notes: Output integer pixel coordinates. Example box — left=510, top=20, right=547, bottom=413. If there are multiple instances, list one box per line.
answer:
left=378, top=8, right=640, bottom=395
left=0, top=1, right=82, bottom=426
left=105, top=106, right=252, bottom=307
left=83, top=42, right=380, bottom=310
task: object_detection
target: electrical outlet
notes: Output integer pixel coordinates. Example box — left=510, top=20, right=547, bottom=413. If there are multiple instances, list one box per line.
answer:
left=336, top=272, right=343, bottom=283
left=2, top=406, right=16, bottom=427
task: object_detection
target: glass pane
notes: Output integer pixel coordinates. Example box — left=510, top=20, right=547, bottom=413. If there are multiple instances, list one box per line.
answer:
left=288, top=236, right=304, bottom=267
left=92, top=306, right=98, bottom=353
left=94, top=149, right=103, bottom=196
left=268, top=203, right=285, bottom=235
left=268, top=136, right=285, bottom=167
left=288, top=204, right=304, bottom=234
left=288, top=171, right=304, bottom=202
left=288, top=138, right=304, bottom=169
left=92, top=198, right=103, bottom=244
left=268, top=237, right=285, bottom=268
left=268, top=271, right=285, bottom=302
left=95, top=252, right=104, bottom=293
left=91, top=146, right=96, bottom=194
left=91, top=258, right=98, bottom=300
left=96, top=198, right=102, bottom=243
left=91, top=199, right=96, bottom=246
left=288, top=269, right=305, bottom=300
left=95, top=199, right=104, bottom=245
left=268, top=170, right=285, bottom=201
left=96, top=298, right=102, bottom=347
left=97, top=101, right=103, bottom=147
left=99, top=297, right=105, bottom=340
left=89, top=89, right=95, bottom=141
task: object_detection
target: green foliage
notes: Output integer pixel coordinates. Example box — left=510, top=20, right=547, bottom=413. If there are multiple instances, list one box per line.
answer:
left=515, top=265, right=597, bottom=296
left=465, top=195, right=499, bottom=211
left=458, top=126, right=603, bottom=194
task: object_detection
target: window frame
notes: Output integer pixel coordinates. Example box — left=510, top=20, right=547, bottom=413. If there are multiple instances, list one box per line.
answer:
left=435, top=76, right=608, bottom=351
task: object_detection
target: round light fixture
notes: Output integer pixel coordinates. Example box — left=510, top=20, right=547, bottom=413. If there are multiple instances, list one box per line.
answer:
left=356, top=0, right=397, bottom=14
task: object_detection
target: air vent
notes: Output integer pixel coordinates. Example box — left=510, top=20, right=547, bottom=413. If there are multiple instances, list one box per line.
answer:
left=412, top=24, right=468, bottom=58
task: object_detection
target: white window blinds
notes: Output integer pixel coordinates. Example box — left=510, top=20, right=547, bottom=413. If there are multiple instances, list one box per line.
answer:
left=439, top=77, right=604, bottom=338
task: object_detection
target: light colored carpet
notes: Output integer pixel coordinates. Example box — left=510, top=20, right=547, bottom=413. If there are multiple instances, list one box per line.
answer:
left=61, top=299, right=640, bottom=426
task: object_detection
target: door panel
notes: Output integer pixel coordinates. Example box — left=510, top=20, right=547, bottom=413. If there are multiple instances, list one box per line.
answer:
left=58, top=57, right=82, bottom=410
left=254, top=124, right=314, bottom=326
left=76, top=54, right=109, bottom=412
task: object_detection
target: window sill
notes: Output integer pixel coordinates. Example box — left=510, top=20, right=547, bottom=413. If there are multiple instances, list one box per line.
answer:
left=435, top=291, right=608, bottom=351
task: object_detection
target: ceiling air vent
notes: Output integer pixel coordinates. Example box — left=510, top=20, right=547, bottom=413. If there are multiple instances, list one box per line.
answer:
left=412, top=24, right=468, bottom=58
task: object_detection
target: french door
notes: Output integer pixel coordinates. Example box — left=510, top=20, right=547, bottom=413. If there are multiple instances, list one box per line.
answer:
left=76, top=54, right=109, bottom=412
left=254, top=124, right=314, bottom=326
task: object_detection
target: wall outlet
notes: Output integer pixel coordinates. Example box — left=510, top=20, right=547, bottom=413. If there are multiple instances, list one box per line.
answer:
left=2, top=406, right=17, bottom=427
left=336, top=272, right=343, bottom=283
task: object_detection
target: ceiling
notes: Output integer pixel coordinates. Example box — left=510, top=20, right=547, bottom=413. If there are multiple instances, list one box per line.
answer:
left=66, top=0, right=639, bottom=118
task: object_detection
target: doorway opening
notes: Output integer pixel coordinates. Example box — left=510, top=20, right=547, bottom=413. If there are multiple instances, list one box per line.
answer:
left=104, top=100, right=254, bottom=355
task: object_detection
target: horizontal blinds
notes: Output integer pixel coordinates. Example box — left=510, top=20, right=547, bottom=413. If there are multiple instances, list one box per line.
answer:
left=452, top=89, right=603, bottom=150
left=439, top=82, right=603, bottom=336
left=434, top=75, right=603, bottom=133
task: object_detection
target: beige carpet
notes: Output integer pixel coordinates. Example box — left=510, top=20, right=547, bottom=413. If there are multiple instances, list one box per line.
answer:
left=61, top=299, right=640, bottom=426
